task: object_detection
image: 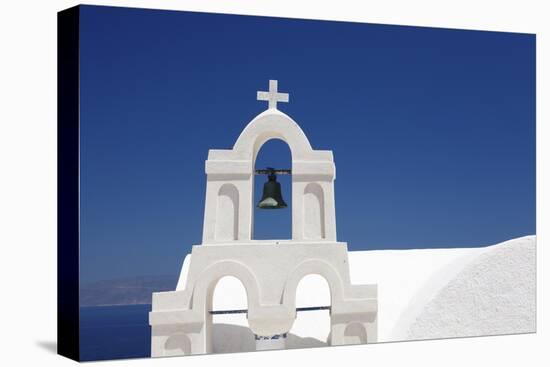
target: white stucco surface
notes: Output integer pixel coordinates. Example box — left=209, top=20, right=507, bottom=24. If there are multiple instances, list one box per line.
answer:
left=198, top=235, right=535, bottom=351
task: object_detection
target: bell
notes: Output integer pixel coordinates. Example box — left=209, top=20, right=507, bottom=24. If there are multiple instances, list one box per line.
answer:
left=257, top=172, right=287, bottom=209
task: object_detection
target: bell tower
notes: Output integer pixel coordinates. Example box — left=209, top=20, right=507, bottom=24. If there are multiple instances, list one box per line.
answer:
left=150, top=80, right=378, bottom=356
left=201, top=80, right=337, bottom=243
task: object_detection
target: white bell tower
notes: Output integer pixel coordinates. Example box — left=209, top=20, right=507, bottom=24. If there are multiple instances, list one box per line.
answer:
left=150, top=80, right=378, bottom=356
left=202, top=79, right=337, bottom=243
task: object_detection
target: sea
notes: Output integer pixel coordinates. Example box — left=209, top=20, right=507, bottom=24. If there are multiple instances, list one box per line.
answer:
left=80, top=304, right=151, bottom=361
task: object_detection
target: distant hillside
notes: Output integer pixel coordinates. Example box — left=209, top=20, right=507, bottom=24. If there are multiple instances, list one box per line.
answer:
left=80, top=275, right=178, bottom=306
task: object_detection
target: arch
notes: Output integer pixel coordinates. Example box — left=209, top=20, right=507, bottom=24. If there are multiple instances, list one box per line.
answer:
left=233, top=110, right=313, bottom=163
left=290, top=274, right=331, bottom=345
left=253, top=138, right=292, bottom=239
left=283, top=259, right=345, bottom=310
left=252, top=137, right=293, bottom=172
left=202, top=108, right=336, bottom=244
left=164, top=333, right=192, bottom=355
left=295, top=274, right=331, bottom=308
left=343, top=322, right=368, bottom=345
left=212, top=275, right=249, bottom=311
left=191, top=260, right=261, bottom=315
left=211, top=276, right=255, bottom=353
left=303, top=183, right=325, bottom=239
left=215, top=184, right=239, bottom=241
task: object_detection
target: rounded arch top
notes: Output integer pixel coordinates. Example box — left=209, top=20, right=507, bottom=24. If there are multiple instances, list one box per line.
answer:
left=191, top=260, right=262, bottom=313
left=282, top=259, right=346, bottom=309
left=233, top=109, right=313, bottom=162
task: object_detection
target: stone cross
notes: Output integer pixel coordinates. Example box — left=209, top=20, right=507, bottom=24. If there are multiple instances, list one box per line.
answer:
left=257, top=80, right=289, bottom=110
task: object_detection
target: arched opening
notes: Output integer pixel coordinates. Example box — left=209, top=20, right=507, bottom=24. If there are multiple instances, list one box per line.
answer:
left=287, top=274, right=331, bottom=348
left=215, top=184, right=239, bottom=241
left=303, top=183, right=326, bottom=239
left=210, top=276, right=255, bottom=353
left=343, top=322, right=368, bottom=345
left=164, top=333, right=192, bottom=355
left=253, top=139, right=292, bottom=239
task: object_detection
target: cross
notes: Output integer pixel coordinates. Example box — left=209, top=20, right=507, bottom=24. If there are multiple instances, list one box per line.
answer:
left=257, top=80, right=289, bottom=110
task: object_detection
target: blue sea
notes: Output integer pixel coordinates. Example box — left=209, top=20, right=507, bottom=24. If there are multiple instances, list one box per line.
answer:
left=80, top=304, right=151, bottom=361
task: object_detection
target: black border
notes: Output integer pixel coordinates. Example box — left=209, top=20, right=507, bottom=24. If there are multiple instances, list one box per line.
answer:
left=57, top=5, right=80, bottom=361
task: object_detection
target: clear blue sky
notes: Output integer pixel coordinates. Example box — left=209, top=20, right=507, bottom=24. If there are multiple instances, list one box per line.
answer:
left=79, top=5, right=535, bottom=283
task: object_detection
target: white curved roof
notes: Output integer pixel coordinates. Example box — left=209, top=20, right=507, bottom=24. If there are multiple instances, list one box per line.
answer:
left=351, top=235, right=535, bottom=342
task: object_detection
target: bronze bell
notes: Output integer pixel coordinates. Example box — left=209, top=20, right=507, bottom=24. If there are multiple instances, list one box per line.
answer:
left=257, top=171, right=287, bottom=209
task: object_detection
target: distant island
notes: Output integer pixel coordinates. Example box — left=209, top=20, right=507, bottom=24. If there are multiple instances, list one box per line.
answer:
left=80, top=275, right=178, bottom=306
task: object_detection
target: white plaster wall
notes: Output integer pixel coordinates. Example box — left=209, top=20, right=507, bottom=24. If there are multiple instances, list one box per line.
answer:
left=202, top=108, right=337, bottom=244
left=406, top=236, right=536, bottom=340
left=203, top=177, right=252, bottom=243
left=171, top=241, right=373, bottom=308
left=351, top=246, right=488, bottom=341
left=215, top=184, right=239, bottom=241
left=291, top=178, right=336, bottom=241
left=180, top=236, right=535, bottom=350
left=303, top=183, right=325, bottom=239
left=151, top=240, right=377, bottom=356
left=202, top=274, right=333, bottom=351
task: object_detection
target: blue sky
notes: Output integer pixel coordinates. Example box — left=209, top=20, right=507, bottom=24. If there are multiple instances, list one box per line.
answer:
left=79, top=5, right=535, bottom=283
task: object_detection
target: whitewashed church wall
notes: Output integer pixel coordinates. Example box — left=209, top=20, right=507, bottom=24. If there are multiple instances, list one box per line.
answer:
left=203, top=177, right=252, bottom=243
left=215, top=184, right=239, bottom=241
left=292, top=178, right=336, bottom=241
left=303, top=182, right=325, bottom=240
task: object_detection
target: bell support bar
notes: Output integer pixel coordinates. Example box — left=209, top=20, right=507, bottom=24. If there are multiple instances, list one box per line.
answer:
left=254, top=169, right=291, bottom=175
left=209, top=306, right=330, bottom=315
